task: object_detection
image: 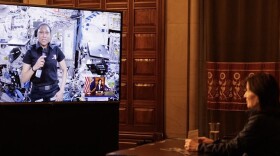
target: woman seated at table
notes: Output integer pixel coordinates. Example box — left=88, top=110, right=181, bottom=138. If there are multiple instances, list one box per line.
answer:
left=185, top=73, right=280, bottom=156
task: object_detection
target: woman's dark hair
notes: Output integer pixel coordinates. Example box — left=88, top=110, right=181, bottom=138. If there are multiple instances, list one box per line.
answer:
left=246, top=73, right=280, bottom=112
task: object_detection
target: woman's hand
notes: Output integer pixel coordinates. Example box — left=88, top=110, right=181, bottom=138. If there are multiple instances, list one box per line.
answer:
left=185, top=139, right=199, bottom=151
left=33, top=55, right=46, bottom=70
left=198, top=137, right=214, bottom=144
left=54, top=90, right=64, bottom=101
left=185, top=137, right=214, bottom=152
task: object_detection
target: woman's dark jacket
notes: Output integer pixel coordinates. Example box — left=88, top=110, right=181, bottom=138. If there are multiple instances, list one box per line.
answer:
left=199, top=111, right=280, bottom=156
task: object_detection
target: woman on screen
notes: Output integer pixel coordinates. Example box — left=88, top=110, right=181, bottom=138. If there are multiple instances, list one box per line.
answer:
left=90, top=78, right=105, bottom=96
left=21, top=23, right=67, bottom=102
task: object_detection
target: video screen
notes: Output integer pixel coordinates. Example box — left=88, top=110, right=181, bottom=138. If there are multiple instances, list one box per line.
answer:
left=0, top=4, right=121, bottom=102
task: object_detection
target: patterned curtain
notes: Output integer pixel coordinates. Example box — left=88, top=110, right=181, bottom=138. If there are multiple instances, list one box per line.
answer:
left=203, top=0, right=279, bottom=137
left=207, top=62, right=280, bottom=111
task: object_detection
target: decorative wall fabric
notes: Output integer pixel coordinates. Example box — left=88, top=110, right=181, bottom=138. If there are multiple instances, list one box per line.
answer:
left=205, top=0, right=279, bottom=111
left=207, top=62, right=280, bottom=111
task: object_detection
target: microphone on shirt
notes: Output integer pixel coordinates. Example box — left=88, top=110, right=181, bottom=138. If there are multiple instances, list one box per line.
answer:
left=35, top=48, right=47, bottom=78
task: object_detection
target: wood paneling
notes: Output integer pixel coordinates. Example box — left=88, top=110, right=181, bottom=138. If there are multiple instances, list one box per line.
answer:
left=119, top=106, right=128, bottom=124
left=122, top=33, right=128, bottom=53
left=78, top=0, right=100, bottom=3
left=133, top=83, right=156, bottom=100
left=122, top=9, right=129, bottom=29
left=121, top=58, right=127, bottom=75
left=120, top=82, right=127, bottom=99
left=134, top=33, right=156, bottom=51
left=48, top=0, right=75, bottom=6
left=135, top=0, right=156, bottom=2
left=133, top=59, right=156, bottom=76
left=107, top=0, right=128, bottom=2
left=135, top=9, right=156, bottom=26
left=134, top=107, right=155, bottom=125
left=106, top=2, right=128, bottom=9
left=77, top=0, right=101, bottom=8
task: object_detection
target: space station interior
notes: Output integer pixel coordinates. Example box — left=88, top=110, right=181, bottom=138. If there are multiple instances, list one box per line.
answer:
left=0, top=5, right=121, bottom=102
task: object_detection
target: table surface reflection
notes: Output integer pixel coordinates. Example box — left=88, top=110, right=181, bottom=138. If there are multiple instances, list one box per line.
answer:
left=106, top=138, right=208, bottom=156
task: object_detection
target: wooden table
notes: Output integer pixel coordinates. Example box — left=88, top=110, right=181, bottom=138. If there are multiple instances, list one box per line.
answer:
left=107, top=139, right=207, bottom=156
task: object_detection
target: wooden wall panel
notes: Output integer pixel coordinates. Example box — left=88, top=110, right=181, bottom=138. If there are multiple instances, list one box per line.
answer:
left=77, top=0, right=101, bottom=8
left=134, top=108, right=155, bottom=125
left=48, top=0, right=75, bottom=6
left=121, top=9, right=129, bottom=29
left=107, top=0, right=128, bottom=2
left=78, top=0, right=100, bottom=3
left=121, top=58, right=127, bottom=75
left=122, top=33, right=128, bottom=54
left=106, top=0, right=128, bottom=10
left=134, top=9, right=156, bottom=26
left=120, top=82, right=127, bottom=100
left=134, top=1, right=156, bottom=8
left=119, top=9, right=129, bottom=33
left=106, top=3, right=128, bottom=9
left=134, top=0, right=156, bottom=2
left=133, top=59, right=156, bottom=76
left=134, top=34, right=156, bottom=51
left=133, top=83, right=156, bottom=100
left=119, top=106, right=128, bottom=124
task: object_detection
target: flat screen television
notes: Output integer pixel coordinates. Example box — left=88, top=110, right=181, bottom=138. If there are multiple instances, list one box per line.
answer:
left=0, top=3, right=122, bottom=103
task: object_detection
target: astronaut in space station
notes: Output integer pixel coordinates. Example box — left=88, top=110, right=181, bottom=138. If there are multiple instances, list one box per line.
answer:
left=0, top=5, right=121, bottom=102
left=21, top=23, right=67, bottom=102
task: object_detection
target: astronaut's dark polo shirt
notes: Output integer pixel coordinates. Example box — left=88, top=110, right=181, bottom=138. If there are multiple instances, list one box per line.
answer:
left=23, top=42, right=65, bottom=101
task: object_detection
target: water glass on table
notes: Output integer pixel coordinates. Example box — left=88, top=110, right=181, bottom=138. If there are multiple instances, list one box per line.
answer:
left=209, top=122, right=220, bottom=141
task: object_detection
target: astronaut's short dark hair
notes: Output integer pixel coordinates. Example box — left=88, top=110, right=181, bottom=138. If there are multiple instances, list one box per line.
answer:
left=34, top=23, right=52, bottom=37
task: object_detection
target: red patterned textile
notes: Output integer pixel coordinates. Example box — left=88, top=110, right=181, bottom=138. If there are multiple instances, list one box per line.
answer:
left=84, top=77, right=91, bottom=94
left=207, top=62, right=280, bottom=111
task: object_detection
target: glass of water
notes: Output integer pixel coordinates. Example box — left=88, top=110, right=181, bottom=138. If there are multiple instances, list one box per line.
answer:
left=209, top=122, right=220, bottom=141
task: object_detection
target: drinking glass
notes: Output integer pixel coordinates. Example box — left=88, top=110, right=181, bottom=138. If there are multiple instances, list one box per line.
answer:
left=209, top=122, right=220, bottom=140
